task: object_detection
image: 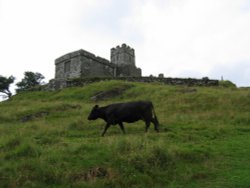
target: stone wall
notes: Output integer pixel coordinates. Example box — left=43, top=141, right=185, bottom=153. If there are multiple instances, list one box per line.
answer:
left=116, top=65, right=141, bottom=77
left=55, top=49, right=114, bottom=80
left=81, top=56, right=114, bottom=77
left=64, top=77, right=219, bottom=88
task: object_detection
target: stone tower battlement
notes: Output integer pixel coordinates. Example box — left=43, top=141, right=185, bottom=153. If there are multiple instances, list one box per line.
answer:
left=52, top=44, right=141, bottom=88
left=111, top=43, right=135, bottom=66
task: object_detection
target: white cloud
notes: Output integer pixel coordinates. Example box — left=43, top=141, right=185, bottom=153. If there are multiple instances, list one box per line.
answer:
left=0, top=0, right=250, bottom=92
left=210, top=62, right=250, bottom=86
left=0, top=0, right=100, bottom=81
left=124, top=0, right=250, bottom=83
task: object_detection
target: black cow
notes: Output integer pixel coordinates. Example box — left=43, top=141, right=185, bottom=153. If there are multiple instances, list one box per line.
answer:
left=88, top=101, right=159, bottom=136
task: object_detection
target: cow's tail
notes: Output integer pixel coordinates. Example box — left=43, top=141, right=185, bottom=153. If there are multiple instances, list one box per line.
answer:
left=152, top=107, right=159, bottom=125
left=151, top=103, right=159, bottom=130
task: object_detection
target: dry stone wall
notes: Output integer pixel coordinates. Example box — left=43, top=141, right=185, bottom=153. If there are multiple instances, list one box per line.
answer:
left=64, top=77, right=219, bottom=88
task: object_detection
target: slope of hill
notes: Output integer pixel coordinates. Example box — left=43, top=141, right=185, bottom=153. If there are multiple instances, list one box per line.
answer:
left=0, top=80, right=250, bottom=187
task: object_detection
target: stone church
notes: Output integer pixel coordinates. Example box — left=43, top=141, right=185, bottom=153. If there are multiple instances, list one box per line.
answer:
left=54, top=44, right=141, bottom=82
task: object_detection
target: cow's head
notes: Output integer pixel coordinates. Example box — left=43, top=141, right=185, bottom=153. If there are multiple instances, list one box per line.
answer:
left=88, top=105, right=99, bottom=120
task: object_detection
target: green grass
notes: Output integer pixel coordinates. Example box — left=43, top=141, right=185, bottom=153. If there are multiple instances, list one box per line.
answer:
left=0, top=80, right=250, bottom=187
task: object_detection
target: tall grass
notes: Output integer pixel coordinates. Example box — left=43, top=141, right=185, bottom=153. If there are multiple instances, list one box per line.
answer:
left=0, top=80, right=250, bottom=187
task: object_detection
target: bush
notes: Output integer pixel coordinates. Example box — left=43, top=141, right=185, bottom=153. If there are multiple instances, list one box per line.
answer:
left=219, top=80, right=237, bottom=88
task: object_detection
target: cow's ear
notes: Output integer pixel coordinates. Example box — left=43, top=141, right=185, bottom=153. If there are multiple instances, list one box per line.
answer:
left=94, top=105, right=99, bottom=109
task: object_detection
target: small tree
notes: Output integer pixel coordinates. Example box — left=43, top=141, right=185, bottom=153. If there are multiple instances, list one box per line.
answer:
left=16, top=71, right=45, bottom=92
left=0, top=75, right=15, bottom=99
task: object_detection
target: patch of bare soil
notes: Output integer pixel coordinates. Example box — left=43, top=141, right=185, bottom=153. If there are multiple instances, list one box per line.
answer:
left=20, top=104, right=81, bottom=122
left=84, top=167, right=108, bottom=181
left=70, top=167, right=117, bottom=182
left=20, top=111, right=49, bottom=122
left=91, top=85, right=133, bottom=101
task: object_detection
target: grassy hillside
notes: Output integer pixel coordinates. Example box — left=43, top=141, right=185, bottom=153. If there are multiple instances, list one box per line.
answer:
left=0, top=80, right=250, bottom=187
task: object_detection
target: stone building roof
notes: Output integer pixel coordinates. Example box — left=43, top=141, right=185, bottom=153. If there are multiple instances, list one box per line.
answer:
left=55, top=49, right=115, bottom=68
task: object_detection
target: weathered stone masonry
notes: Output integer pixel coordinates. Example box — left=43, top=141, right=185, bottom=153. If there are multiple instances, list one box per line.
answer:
left=53, top=44, right=141, bottom=89
left=66, top=77, right=219, bottom=87
left=49, top=43, right=218, bottom=89
left=55, top=49, right=115, bottom=80
left=111, top=44, right=141, bottom=77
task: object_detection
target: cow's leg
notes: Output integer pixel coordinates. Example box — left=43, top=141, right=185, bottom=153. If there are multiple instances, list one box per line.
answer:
left=145, top=121, right=150, bottom=132
left=101, top=123, right=111, bottom=136
left=119, top=122, right=126, bottom=134
left=151, top=118, right=159, bottom=132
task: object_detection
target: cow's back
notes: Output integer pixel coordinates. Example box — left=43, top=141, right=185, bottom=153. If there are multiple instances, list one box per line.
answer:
left=104, top=101, right=153, bottom=124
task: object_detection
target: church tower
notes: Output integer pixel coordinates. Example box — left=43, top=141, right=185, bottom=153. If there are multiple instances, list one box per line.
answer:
left=111, top=43, right=141, bottom=77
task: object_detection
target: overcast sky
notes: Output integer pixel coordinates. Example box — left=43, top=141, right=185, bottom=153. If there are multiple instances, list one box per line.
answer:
left=1, top=0, right=250, bottom=90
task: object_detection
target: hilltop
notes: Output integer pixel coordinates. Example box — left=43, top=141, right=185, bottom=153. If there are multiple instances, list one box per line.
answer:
left=0, top=80, right=250, bottom=187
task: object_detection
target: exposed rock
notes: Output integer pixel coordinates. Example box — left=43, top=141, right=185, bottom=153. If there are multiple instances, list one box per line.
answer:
left=20, top=104, right=81, bottom=122
left=91, top=85, right=132, bottom=101
left=70, top=167, right=109, bottom=182
left=84, top=167, right=108, bottom=181
left=20, top=111, right=49, bottom=122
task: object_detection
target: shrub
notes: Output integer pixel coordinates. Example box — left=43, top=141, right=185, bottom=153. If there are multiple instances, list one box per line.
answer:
left=219, top=80, right=237, bottom=88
